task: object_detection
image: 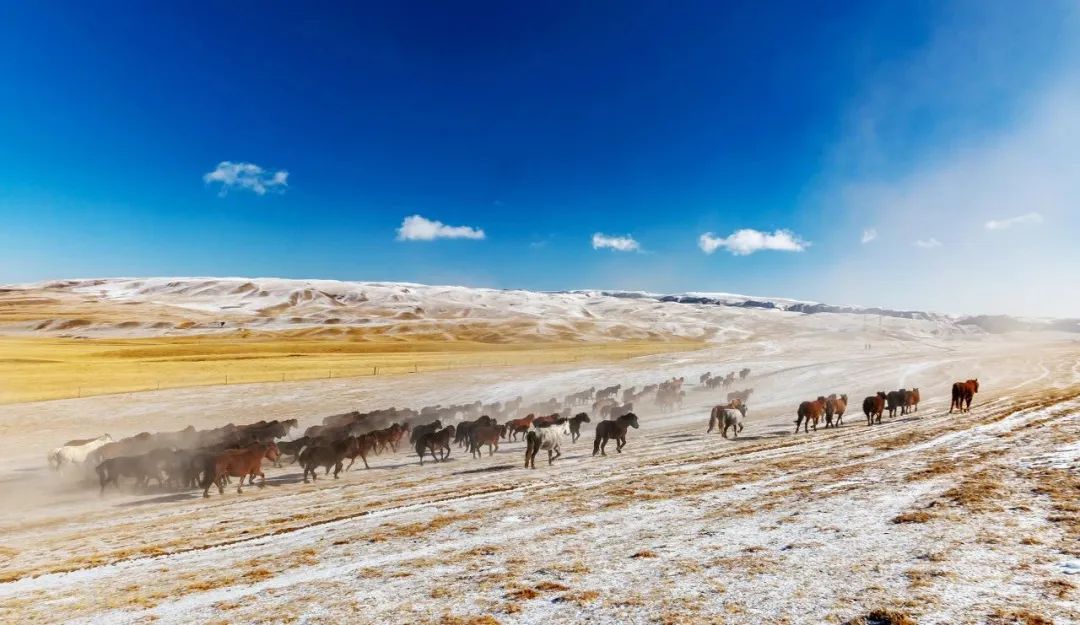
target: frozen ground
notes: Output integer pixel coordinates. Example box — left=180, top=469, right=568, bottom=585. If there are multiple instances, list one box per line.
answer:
left=0, top=282, right=1077, bottom=624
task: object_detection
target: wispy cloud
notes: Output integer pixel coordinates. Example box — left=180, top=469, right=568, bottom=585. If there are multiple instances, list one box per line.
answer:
left=203, top=161, right=288, bottom=196
left=861, top=228, right=878, bottom=244
left=396, top=215, right=486, bottom=241
left=592, top=233, right=640, bottom=252
left=985, top=212, right=1044, bottom=230
left=699, top=229, right=809, bottom=256
left=914, top=237, right=942, bottom=248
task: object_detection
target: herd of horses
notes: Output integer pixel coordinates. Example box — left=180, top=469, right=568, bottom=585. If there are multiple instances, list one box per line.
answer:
left=45, top=369, right=982, bottom=498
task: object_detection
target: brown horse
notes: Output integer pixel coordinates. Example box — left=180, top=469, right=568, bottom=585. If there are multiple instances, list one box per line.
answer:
left=344, top=433, right=378, bottom=471
left=908, top=388, right=921, bottom=413
left=824, top=394, right=848, bottom=428
left=505, top=415, right=535, bottom=441
left=416, top=425, right=455, bottom=465
left=950, top=379, right=979, bottom=413
left=469, top=425, right=504, bottom=458
left=593, top=413, right=640, bottom=456
left=532, top=413, right=562, bottom=428
left=202, top=442, right=280, bottom=497
left=862, top=392, right=887, bottom=425
left=795, top=397, right=826, bottom=433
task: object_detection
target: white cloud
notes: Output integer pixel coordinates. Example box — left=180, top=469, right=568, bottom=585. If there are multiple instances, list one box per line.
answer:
left=591, top=233, right=640, bottom=252
left=396, top=215, right=485, bottom=241
left=914, top=237, right=942, bottom=248
left=699, top=229, right=809, bottom=256
left=985, top=212, right=1044, bottom=230
left=861, top=228, right=878, bottom=244
left=203, top=161, right=288, bottom=196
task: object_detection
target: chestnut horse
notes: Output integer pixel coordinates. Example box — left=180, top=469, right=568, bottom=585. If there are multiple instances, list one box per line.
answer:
left=469, top=424, right=505, bottom=458
left=202, top=442, right=280, bottom=497
left=504, top=415, right=535, bottom=441
left=908, top=388, right=921, bottom=413
left=824, top=394, right=848, bottom=428
left=862, top=392, right=887, bottom=425
left=950, top=379, right=979, bottom=413
left=593, top=413, right=640, bottom=456
left=795, top=397, right=826, bottom=433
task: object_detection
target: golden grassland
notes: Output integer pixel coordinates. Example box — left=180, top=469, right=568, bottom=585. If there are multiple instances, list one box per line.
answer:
left=0, top=333, right=703, bottom=404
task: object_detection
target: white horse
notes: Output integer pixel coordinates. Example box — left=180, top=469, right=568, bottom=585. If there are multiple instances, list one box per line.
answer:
left=524, top=419, right=571, bottom=469
left=48, top=434, right=113, bottom=473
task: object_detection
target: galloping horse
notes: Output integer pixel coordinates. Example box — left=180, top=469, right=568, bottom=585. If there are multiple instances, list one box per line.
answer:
left=568, top=412, right=591, bottom=443
left=950, top=379, right=979, bottom=413
left=202, top=442, right=280, bottom=497
left=593, top=413, right=640, bottom=456
left=863, top=392, right=887, bottom=425
left=416, top=425, right=455, bottom=465
left=795, top=397, right=826, bottom=433
left=707, top=402, right=747, bottom=435
left=524, top=418, right=570, bottom=468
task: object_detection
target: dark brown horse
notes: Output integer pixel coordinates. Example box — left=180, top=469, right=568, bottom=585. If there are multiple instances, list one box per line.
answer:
left=568, top=412, right=591, bottom=443
left=532, top=413, right=562, bottom=428
left=593, top=413, right=640, bottom=456
left=886, top=390, right=906, bottom=418
left=795, top=397, right=826, bottom=433
left=469, top=425, right=504, bottom=458
left=202, top=442, right=280, bottom=497
left=863, top=392, right=887, bottom=425
left=416, top=425, right=455, bottom=465
left=950, top=379, right=979, bottom=413
left=299, top=437, right=358, bottom=482
left=344, top=433, right=378, bottom=471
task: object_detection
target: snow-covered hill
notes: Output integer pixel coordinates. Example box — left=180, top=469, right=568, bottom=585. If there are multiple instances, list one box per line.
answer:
left=0, top=277, right=1069, bottom=340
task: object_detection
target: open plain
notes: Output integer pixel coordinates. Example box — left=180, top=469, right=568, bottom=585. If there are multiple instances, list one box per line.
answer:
left=0, top=279, right=1077, bottom=624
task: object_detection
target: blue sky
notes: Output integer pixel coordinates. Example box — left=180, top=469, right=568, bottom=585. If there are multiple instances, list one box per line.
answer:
left=1, top=2, right=1078, bottom=316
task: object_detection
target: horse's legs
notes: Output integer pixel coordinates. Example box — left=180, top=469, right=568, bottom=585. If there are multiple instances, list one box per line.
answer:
left=345, top=458, right=355, bottom=472
left=236, top=474, right=243, bottom=495
left=334, top=461, right=343, bottom=478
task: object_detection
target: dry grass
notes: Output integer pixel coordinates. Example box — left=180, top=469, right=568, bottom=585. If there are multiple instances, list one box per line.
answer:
left=534, top=581, right=570, bottom=592
left=986, top=607, right=1054, bottom=625
left=0, top=334, right=701, bottom=404
left=845, top=608, right=918, bottom=625
left=942, top=469, right=1007, bottom=512
left=438, top=614, right=501, bottom=625
left=630, top=549, right=659, bottom=559
left=555, top=590, right=600, bottom=605
left=892, top=510, right=933, bottom=524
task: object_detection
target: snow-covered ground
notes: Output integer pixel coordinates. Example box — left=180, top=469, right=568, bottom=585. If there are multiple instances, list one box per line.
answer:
left=0, top=279, right=1077, bottom=623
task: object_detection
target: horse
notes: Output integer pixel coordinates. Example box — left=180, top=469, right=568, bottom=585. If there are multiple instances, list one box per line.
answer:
left=568, top=412, right=591, bottom=443
left=532, top=413, right=562, bottom=428
left=908, top=388, right=921, bottom=413
left=275, top=437, right=310, bottom=467
left=795, top=397, right=826, bottom=433
left=950, top=379, right=979, bottom=413
left=202, top=442, right=280, bottom=497
left=416, top=425, right=455, bottom=465
left=299, top=437, right=359, bottom=482
left=727, top=388, right=753, bottom=404
left=49, top=433, right=113, bottom=472
left=469, top=425, right=504, bottom=458
left=863, top=392, right=887, bottom=425
left=739, top=367, right=751, bottom=380
left=886, top=390, right=906, bottom=418
left=593, top=413, right=640, bottom=456
left=699, top=372, right=712, bottom=385
left=524, top=418, right=571, bottom=468
left=409, top=420, right=443, bottom=445
left=454, top=415, right=495, bottom=448
left=708, top=404, right=747, bottom=438
left=95, top=454, right=158, bottom=494
left=824, top=394, right=848, bottom=428
left=504, top=415, right=535, bottom=441
left=343, top=433, right=378, bottom=471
